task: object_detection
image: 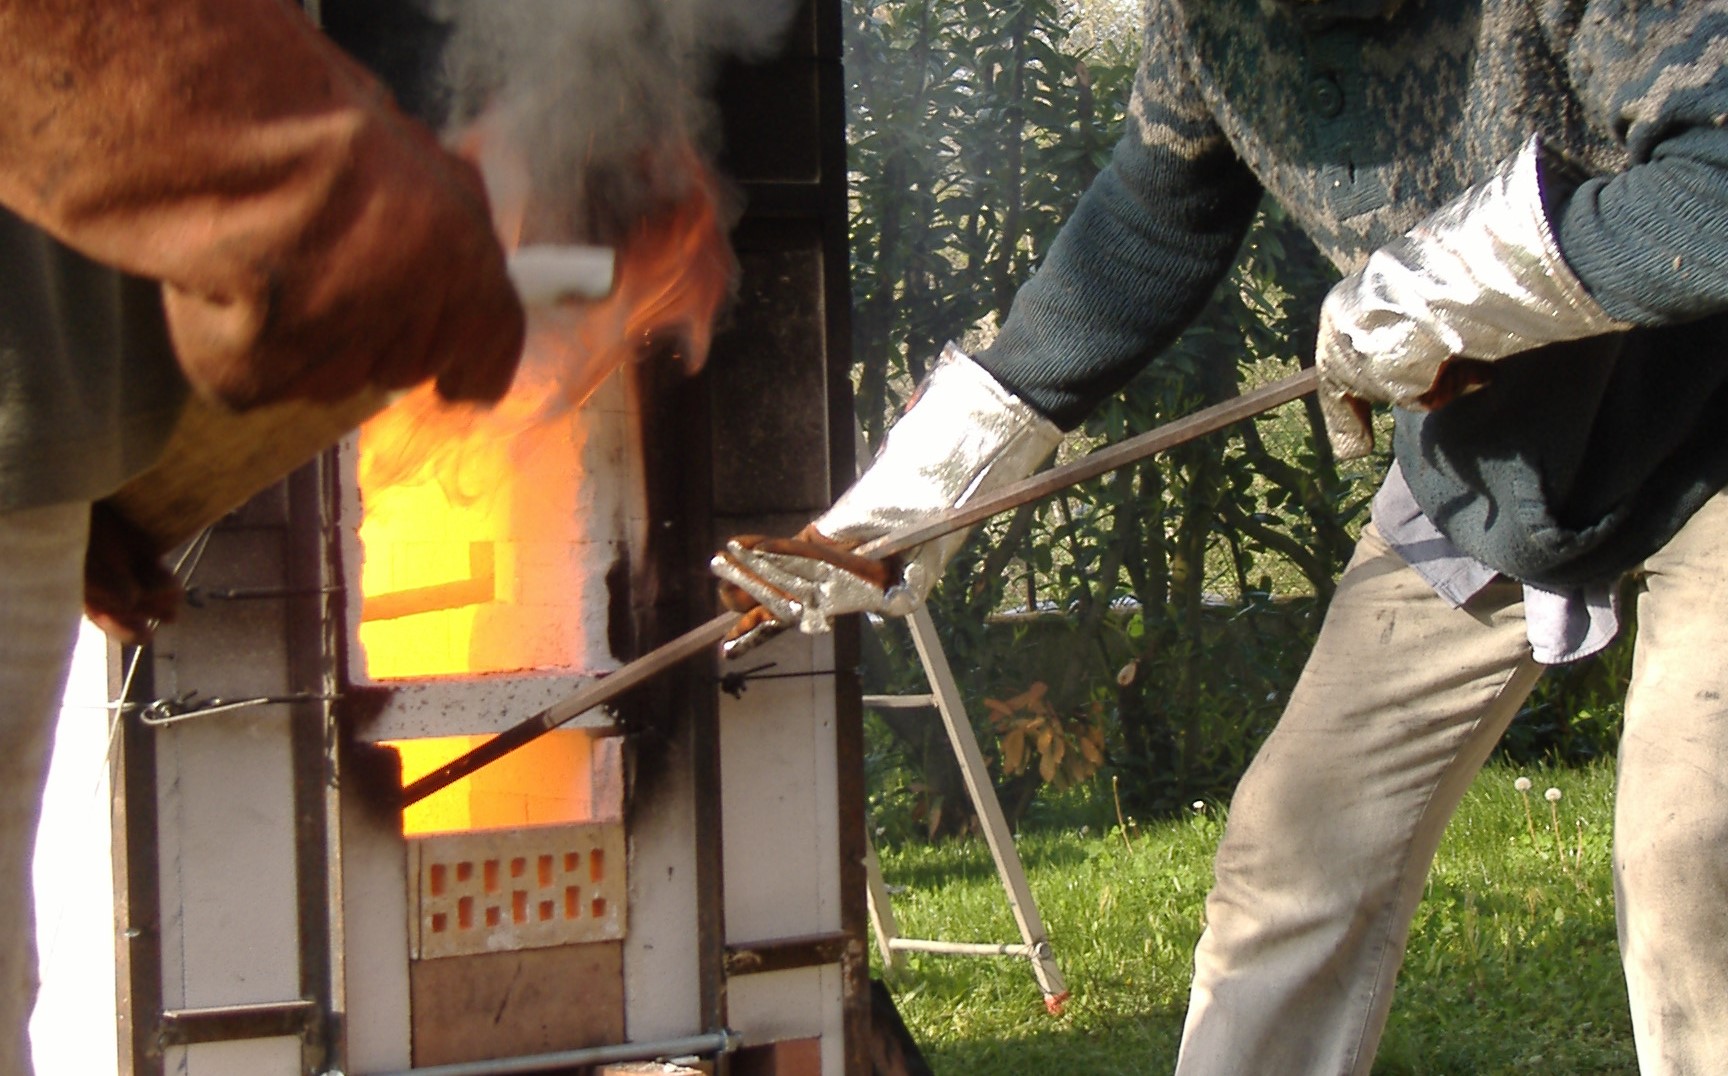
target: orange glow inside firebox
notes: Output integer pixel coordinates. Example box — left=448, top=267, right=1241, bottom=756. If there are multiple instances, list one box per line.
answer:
left=356, top=399, right=597, bottom=681
left=390, top=731, right=595, bottom=836
left=355, top=136, right=732, bottom=832
left=355, top=143, right=732, bottom=683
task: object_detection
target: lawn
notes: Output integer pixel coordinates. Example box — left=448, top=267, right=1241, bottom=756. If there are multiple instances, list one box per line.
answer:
left=873, top=760, right=1634, bottom=1074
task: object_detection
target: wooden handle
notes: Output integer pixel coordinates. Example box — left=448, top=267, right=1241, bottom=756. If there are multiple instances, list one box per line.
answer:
left=99, top=387, right=392, bottom=551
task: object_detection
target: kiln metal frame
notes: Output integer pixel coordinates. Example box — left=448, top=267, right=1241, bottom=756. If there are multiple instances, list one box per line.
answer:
left=109, top=0, right=862, bottom=1071
left=113, top=465, right=343, bottom=1073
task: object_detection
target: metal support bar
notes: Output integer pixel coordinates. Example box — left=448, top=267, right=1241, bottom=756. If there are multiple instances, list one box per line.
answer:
left=157, top=999, right=320, bottom=1048
left=365, top=1030, right=743, bottom=1076
left=138, top=692, right=338, bottom=727
left=855, top=411, right=1072, bottom=1011
left=183, top=584, right=343, bottom=606
left=887, top=939, right=1042, bottom=958
left=861, top=839, right=901, bottom=972
left=900, top=601, right=1070, bottom=1012
left=115, top=648, right=166, bottom=1076
left=725, top=930, right=854, bottom=976
left=860, top=694, right=936, bottom=709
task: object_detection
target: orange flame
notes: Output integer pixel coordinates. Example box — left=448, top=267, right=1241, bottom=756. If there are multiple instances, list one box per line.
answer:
left=355, top=136, right=735, bottom=687
left=365, top=136, right=735, bottom=834
left=360, top=144, right=735, bottom=496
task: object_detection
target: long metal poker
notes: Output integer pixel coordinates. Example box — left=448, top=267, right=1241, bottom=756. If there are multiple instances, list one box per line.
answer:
left=398, top=366, right=1319, bottom=807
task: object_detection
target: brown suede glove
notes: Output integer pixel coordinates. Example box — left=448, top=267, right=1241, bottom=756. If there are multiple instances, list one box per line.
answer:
left=0, top=0, right=525, bottom=409
left=714, top=526, right=900, bottom=656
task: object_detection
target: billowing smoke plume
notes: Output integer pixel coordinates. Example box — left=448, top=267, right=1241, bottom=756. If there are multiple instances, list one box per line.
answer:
left=353, top=0, right=779, bottom=498
left=427, top=0, right=801, bottom=244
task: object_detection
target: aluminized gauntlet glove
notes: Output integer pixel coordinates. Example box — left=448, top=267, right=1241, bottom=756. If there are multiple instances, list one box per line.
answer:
left=713, top=344, right=1063, bottom=656
left=1317, top=135, right=1631, bottom=459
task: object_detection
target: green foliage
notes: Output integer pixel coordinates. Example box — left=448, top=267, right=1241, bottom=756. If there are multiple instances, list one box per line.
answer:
left=873, top=761, right=1634, bottom=1074
left=1377, top=764, right=1630, bottom=1073
left=1104, top=595, right=1319, bottom=813
left=846, top=0, right=1141, bottom=434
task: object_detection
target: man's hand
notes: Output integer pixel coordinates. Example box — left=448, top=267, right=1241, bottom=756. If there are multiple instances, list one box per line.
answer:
left=0, top=0, right=526, bottom=412
left=83, top=503, right=181, bottom=646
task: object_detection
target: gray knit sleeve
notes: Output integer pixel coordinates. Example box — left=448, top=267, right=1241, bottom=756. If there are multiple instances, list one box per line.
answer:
left=975, top=2, right=1262, bottom=429
left=1553, top=4, right=1728, bottom=326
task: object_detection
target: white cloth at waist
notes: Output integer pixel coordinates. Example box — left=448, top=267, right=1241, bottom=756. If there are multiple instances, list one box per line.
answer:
left=1370, top=462, right=1620, bottom=664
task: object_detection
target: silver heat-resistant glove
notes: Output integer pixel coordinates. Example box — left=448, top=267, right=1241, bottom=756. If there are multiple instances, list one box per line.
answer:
left=1317, top=135, right=1631, bottom=460
left=712, top=344, right=1063, bottom=656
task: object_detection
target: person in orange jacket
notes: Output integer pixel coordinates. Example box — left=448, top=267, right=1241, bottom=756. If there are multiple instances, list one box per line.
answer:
left=0, top=2, right=526, bottom=1069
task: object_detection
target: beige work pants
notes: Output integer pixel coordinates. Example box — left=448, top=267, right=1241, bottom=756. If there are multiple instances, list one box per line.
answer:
left=0, top=502, right=89, bottom=1076
left=1176, top=493, right=1728, bottom=1076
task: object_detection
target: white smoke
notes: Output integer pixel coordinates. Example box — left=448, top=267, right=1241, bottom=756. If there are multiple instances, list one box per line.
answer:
left=428, top=0, right=801, bottom=243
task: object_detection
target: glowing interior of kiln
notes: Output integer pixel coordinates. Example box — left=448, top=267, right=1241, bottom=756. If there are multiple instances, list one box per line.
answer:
left=344, top=142, right=730, bottom=837
left=353, top=373, right=636, bottom=683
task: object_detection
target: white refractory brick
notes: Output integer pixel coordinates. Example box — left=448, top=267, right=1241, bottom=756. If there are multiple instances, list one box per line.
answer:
left=409, top=820, right=626, bottom=960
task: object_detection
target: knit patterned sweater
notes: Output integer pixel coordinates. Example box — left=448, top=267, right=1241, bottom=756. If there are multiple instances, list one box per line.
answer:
left=978, top=0, right=1728, bottom=585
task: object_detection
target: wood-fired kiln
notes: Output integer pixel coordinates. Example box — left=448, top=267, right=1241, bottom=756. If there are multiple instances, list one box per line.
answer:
left=106, top=1, right=864, bottom=1072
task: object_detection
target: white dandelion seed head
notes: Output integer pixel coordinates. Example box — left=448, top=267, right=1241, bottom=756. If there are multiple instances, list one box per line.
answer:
left=1545, top=787, right=1562, bottom=802
left=1192, top=800, right=1206, bottom=813
left=1514, top=777, right=1533, bottom=792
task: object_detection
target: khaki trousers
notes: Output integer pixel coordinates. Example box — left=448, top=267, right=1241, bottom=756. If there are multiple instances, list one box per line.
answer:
left=0, top=502, right=89, bottom=1076
left=1175, top=492, right=1728, bottom=1076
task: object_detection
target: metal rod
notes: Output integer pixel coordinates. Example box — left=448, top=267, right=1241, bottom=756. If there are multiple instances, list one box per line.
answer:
left=862, top=366, right=1320, bottom=558
left=156, top=998, right=320, bottom=1048
left=365, top=1030, right=742, bottom=1076
left=398, top=613, right=736, bottom=806
left=887, top=938, right=1037, bottom=958
left=398, top=368, right=1318, bottom=808
left=723, top=930, right=854, bottom=976
left=860, top=694, right=937, bottom=709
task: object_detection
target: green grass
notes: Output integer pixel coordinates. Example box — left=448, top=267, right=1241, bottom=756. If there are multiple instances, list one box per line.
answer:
left=873, top=760, right=1634, bottom=1074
